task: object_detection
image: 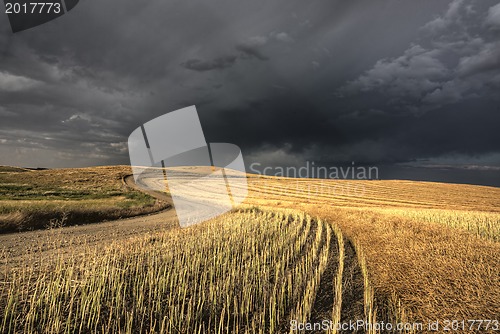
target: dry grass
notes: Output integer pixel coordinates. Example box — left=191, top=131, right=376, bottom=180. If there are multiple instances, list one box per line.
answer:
left=0, top=166, right=166, bottom=233
left=0, top=208, right=351, bottom=334
left=242, top=176, right=500, bottom=331
left=327, top=209, right=498, bottom=325
left=0, top=166, right=31, bottom=173
left=243, top=176, right=500, bottom=212
left=1, top=166, right=499, bottom=333
left=373, top=207, right=500, bottom=242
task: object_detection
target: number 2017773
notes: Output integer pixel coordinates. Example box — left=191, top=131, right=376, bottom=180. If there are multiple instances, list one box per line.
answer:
left=5, top=2, right=62, bottom=14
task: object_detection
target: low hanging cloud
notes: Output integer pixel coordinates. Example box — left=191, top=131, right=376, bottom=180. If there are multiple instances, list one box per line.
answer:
left=182, top=55, right=238, bottom=72
left=182, top=41, right=268, bottom=72
left=339, top=45, right=447, bottom=98
left=457, top=42, right=500, bottom=76
left=485, top=3, right=500, bottom=28
left=338, top=0, right=500, bottom=112
left=234, top=43, right=268, bottom=61
left=234, top=32, right=293, bottom=60
left=0, top=71, right=40, bottom=92
left=182, top=32, right=294, bottom=72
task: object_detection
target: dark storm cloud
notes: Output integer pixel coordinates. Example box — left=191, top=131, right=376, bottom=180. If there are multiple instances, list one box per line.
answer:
left=339, top=0, right=500, bottom=112
left=183, top=56, right=238, bottom=72
left=0, top=0, right=499, bottom=177
left=182, top=37, right=271, bottom=72
left=234, top=43, right=268, bottom=61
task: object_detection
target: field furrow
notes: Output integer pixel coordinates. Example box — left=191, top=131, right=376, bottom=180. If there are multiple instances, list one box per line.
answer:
left=1, top=167, right=499, bottom=333
left=1, top=208, right=364, bottom=334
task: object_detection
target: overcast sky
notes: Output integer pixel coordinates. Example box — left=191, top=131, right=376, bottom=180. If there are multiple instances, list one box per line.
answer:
left=1, top=0, right=499, bottom=185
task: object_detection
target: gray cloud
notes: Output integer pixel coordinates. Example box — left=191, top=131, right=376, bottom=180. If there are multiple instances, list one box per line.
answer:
left=338, top=45, right=447, bottom=99
left=182, top=34, right=281, bottom=72
left=0, top=0, right=499, bottom=185
left=183, top=55, right=238, bottom=72
left=485, top=3, right=500, bottom=28
left=235, top=43, right=268, bottom=60
left=0, top=71, right=41, bottom=92
left=339, top=0, right=500, bottom=112
left=457, top=42, right=500, bottom=76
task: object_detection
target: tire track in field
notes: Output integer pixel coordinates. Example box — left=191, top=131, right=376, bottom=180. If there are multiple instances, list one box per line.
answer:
left=308, top=224, right=339, bottom=328
left=131, top=175, right=369, bottom=333
left=339, top=240, right=366, bottom=333
left=307, top=223, right=366, bottom=334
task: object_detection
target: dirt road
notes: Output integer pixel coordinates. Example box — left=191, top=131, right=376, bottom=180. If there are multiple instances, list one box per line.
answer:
left=0, top=175, right=178, bottom=268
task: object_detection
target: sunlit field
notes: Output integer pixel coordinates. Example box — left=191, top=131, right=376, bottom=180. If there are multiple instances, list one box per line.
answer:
left=0, top=166, right=166, bottom=233
left=243, top=176, right=500, bottom=331
left=0, top=166, right=499, bottom=333
left=1, top=208, right=354, bottom=333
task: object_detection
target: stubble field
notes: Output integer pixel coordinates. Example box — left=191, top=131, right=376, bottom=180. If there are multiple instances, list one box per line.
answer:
left=0, top=166, right=499, bottom=333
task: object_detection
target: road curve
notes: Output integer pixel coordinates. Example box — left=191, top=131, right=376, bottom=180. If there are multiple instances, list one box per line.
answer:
left=0, top=176, right=178, bottom=268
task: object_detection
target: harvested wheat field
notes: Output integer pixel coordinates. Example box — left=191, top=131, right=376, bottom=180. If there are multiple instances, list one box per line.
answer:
left=0, top=166, right=499, bottom=333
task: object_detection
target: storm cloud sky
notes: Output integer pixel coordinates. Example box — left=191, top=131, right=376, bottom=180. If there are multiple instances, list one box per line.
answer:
left=1, top=0, right=499, bottom=184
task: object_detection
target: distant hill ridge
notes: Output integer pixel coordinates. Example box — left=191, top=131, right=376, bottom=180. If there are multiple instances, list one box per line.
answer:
left=0, top=166, right=33, bottom=173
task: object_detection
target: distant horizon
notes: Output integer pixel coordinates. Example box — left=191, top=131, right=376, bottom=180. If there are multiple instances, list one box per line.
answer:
left=3, top=163, right=499, bottom=188
left=2, top=0, right=500, bottom=184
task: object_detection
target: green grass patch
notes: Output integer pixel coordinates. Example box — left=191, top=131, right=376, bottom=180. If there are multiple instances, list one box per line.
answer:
left=0, top=166, right=168, bottom=233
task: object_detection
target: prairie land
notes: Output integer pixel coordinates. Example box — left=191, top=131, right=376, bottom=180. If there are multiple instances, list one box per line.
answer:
left=0, top=166, right=499, bottom=333
left=0, top=166, right=167, bottom=233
